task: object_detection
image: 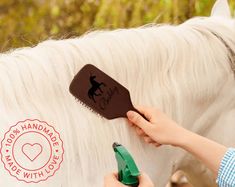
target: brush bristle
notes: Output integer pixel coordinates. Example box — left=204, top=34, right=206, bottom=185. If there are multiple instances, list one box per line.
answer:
left=74, top=97, right=104, bottom=119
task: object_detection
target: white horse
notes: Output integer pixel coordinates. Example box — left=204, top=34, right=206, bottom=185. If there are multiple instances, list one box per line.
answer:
left=0, top=0, right=234, bottom=186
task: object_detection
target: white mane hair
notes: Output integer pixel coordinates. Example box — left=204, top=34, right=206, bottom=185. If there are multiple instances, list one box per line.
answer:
left=0, top=0, right=235, bottom=186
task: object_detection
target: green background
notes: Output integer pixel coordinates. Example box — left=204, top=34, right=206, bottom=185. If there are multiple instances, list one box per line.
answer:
left=0, top=0, right=234, bottom=52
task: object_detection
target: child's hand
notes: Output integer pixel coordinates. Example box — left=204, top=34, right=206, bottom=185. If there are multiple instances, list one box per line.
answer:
left=127, top=106, right=188, bottom=147
left=104, top=172, right=154, bottom=187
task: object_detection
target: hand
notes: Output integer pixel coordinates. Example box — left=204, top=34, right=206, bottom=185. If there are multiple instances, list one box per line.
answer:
left=127, top=106, right=228, bottom=177
left=126, top=106, right=188, bottom=147
left=104, top=173, right=126, bottom=187
left=138, top=173, right=154, bottom=187
left=104, top=172, right=154, bottom=187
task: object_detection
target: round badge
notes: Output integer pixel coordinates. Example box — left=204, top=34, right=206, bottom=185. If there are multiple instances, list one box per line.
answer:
left=0, top=119, right=64, bottom=183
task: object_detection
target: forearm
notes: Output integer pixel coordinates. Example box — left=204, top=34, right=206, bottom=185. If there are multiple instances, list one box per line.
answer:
left=177, top=129, right=227, bottom=176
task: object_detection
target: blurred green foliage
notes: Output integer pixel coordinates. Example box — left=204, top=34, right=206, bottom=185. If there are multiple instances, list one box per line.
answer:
left=0, top=0, right=234, bottom=52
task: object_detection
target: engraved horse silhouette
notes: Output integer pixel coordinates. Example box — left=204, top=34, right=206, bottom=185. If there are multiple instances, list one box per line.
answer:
left=88, top=75, right=106, bottom=103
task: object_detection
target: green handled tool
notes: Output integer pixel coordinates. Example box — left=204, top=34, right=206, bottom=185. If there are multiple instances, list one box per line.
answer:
left=113, top=142, right=140, bottom=187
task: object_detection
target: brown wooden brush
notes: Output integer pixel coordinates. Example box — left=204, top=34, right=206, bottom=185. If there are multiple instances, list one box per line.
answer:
left=69, top=64, right=148, bottom=120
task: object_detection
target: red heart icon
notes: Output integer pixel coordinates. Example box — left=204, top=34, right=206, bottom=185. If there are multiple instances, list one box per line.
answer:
left=22, top=143, right=43, bottom=162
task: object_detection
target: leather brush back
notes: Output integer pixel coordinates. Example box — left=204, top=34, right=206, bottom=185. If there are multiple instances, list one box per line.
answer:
left=69, top=64, right=144, bottom=120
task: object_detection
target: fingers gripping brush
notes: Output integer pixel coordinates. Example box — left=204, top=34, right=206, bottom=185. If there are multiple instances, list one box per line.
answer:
left=69, top=64, right=148, bottom=120
left=113, top=142, right=140, bottom=186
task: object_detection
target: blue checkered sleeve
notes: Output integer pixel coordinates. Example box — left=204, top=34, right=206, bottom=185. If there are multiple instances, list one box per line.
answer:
left=216, top=148, right=235, bottom=187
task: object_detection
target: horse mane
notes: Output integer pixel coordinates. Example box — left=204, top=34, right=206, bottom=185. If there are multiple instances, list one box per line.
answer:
left=1, top=16, right=234, bottom=120
left=0, top=16, right=235, bottom=186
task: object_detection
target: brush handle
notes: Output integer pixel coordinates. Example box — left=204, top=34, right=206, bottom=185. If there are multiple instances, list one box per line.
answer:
left=130, top=107, right=149, bottom=121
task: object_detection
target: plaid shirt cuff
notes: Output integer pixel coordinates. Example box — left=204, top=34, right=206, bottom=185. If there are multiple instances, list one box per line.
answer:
left=216, top=148, right=235, bottom=187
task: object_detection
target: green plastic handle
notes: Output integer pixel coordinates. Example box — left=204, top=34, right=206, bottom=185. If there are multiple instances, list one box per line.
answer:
left=113, top=142, right=140, bottom=186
